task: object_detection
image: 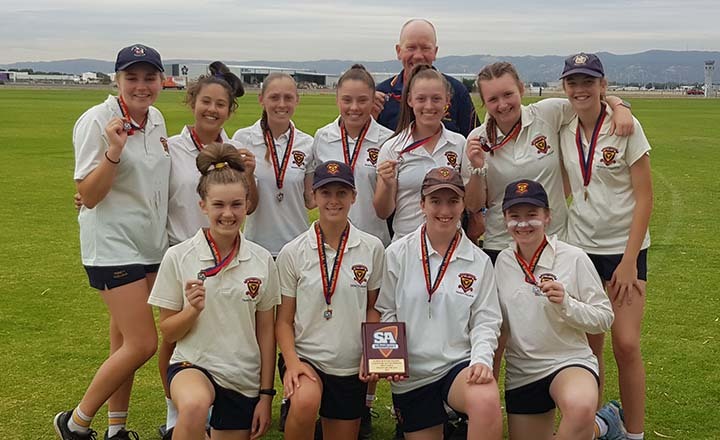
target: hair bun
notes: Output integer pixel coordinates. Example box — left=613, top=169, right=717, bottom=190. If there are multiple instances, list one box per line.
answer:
left=350, top=63, right=367, bottom=71
left=208, top=61, right=245, bottom=98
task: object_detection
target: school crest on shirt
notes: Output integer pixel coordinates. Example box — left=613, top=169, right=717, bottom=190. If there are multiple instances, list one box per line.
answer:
left=244, top=277, right=262, bottom=299
left=292, top=151, right=306, bottom=168
left=457, top=273, right=477, bottom=294
left=601, top=147, right=619, bottom=166
left=351, top=264, right=368, bottom=286
left=366, top=148, right=380, bottom=166
left=445, top=151, right=458, bottom=167
left=538, top=273, right=557, bottom=283
left=515, top=182, right=529, bottom=194
left=531, top=135, right=550, bottom=154
left=160, top=137, right=169, bottom=154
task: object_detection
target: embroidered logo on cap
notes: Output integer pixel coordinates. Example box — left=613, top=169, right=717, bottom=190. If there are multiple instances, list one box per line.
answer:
left=132, top=46, right=146, bottom=57
left=531, top=135, right=550, bottom=154
left=326, top=162, right=340, bottom=174
left=601, top=146, right=618, bottom=165
left=516, top=182, right=529, bottom=194
left=574, top=54, right=588, bottom=65
left=439, top=167, right=451, bottom=179
left=244, top=277, right=262, bottom=298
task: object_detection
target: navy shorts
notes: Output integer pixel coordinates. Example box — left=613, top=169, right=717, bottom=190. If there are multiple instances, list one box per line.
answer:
left=392, top=361, right=469, bottom=433
left=505, top=364, right=599, bottom=415
left=587, top=249, right=648, bottom=282
left=278, top=354, right=367, bottom=420
left=167, top=362, right=259, bottom=430
left=84, top=263, right=160, bottom=290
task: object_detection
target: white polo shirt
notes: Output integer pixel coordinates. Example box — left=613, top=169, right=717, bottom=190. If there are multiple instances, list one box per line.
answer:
left=466, top=99, right=574, bottom=251
left=559, top=106, right=651, bottom=254
left=73, top=94, right=170, bottom=266
left=495, top=235, right=613, bottom=390
left=311, top=117, right=394, bottom=246
left=378, top=125, right=467, bottom=241
left=375, top=225, right=502, bottom=394
left=232, top=120, right=314, bottom=256
left=166, top=126, right=242, bottom=245
left=148, top=230, right=281, bottom=396
left=276, top=221, right=384, bottom=376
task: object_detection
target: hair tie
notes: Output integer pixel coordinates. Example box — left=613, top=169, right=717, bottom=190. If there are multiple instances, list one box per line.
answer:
left=214, top=72, right=225, bottom=80
left=208, top=161, right=228, bottom=171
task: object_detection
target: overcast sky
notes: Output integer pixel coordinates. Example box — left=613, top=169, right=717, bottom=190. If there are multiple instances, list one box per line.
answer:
left=2, top=0, right=719, bottom=64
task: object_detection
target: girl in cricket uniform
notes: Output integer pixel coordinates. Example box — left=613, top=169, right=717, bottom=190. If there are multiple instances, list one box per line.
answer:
left=149, top=143, right=279, bottom=440
left=559, top=52, right=653, bottom=440
left=375, top=167, right=503, bottom=440
left=275, top=160, right=385, bottom=440
left=374, top=65, right=473, bottom=242
left=311, top=64, right=394, bottom=246
left=54, top=44, right=169, bottom=440
left=232, top=73, right=315, bottom=257
left=463, top=62, right=635, bottom=263
left=158, top=61, right=256, bottom=439
left=493, top=179, right=618, bottom=440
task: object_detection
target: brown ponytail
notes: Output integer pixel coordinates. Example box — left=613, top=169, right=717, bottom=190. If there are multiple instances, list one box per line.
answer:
left=196, top=143, right=247, bottom=199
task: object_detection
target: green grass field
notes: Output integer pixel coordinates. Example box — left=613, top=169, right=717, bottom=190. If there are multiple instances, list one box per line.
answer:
left=0, top=88, right=718, bottom=439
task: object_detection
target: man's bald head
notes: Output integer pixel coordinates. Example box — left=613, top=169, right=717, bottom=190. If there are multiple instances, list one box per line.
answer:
left=399, top=19, right=437, bottom=46
left=396, top=18, right=439, bottom=78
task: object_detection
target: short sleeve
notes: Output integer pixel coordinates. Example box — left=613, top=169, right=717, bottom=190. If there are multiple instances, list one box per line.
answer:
left=366, top=239, right=385, bottom=291
left=256, top=254, right=282, bottom=311
left=148, top=250, right=184, bottom=311
left=73, top=109, right=109, bottom=181
left=530, top=98, right=574, bottom=131
left=276, top=243, right=299, bottom=298
left=625, top=119, right=651, bottom=166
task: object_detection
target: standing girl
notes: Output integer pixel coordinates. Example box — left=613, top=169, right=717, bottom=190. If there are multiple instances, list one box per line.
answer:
left=55, top=44, right=169, bottom=440
left=275, top=161, right=385, bottom=440
left=311, top=64, right=394, bottom=246
left=232, top=73, right=315, bottom=257
left=375, top=167, right=503, bottom=440
left=159, top=61, right=256, bottom=439
left=374, top=64, right=475, bottom=241
left=493, top=179, right=616, bottom=440
left=463, top=62, right=634, bottom=263
left=149, top=143, right=279, bottom=440
left=559, top=52, right=653, bottom=440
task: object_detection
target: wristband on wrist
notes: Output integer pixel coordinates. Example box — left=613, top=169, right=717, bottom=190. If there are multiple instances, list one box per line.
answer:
left=105, top=151, right=120, bottom=164
left=259, top=388, right=277, bottom=397
left=470, top=166, right=487, bottom=177
left=365, top=393, right=376, bottom=401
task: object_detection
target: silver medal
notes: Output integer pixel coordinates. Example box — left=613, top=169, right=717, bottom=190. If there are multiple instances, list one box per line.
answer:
left=323, top=308, right=333, bottom=320
left=197, top=271, right=206, bottom=282
left=122, top=121, right=133, bottom=132
left=277, top=192, right=284, bottom=202
left=532, top=285, right=544, bottom=296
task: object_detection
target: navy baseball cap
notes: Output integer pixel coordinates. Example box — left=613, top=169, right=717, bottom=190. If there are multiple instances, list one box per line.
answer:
left=421, top=167, right=465, bottom=197
left=559, top=52, right=604, bottom=79
left=502, top=179, right=549, bottom=211
left=313, top=161, right=355, bottom=190
left=115, top=44, right=164, bottom=72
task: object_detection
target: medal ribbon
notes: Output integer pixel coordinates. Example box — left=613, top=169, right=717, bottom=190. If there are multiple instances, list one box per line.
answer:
left=398, top=125, right=442, bottom=160
left=421, top=225, right=461, bottom=303
left=575, top=103, right=607, bottom=188
left=315, top=222, right=351, bottom=307
left=199, top=228, right=239, bottom=278
left=481, top=117, right=521, bottom=153
left=263, top=123, right=295, bottom=190
left=189, top=126, right=222, bottom=151
left=117, top=96, right=148, bottom=133
left=513, top=236, right=549, bottom=285
left=339, top=119, right=370, bottom=172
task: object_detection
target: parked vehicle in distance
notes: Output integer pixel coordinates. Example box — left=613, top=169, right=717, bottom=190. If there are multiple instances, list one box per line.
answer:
left=162, top=76, right=186, bottom=90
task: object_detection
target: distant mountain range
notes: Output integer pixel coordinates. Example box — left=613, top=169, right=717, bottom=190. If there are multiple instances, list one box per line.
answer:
left=2, top=50, right=717, bottom=84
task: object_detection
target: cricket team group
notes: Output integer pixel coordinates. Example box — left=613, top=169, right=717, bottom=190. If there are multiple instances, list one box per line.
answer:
left=54, top=17, right=653, bottom=440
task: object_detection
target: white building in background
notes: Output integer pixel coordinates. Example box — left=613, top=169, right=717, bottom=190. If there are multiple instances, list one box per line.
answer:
left=163, top=63, right=337, bottom=88
left=704, top=60, right=715, bottom=97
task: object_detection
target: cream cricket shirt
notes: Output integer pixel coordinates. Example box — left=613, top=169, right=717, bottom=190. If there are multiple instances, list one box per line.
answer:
left=232, top=120, right=314, bottom=256
left=378, top=126, right=467, bottom=241
left=311, top=117, right=394, bottom=246
left=74, top=95, right=170, bottom=266
left=276, top=221, right=385, bottom=376
left=166, top=126, right=237, bottom=245
left=148, top=230, right=280, bottom=396
left=495, top=235, right=613, bottom=390
left=375, top=226, right=502, bottom=394
left=559, top=106, right=651, bottom=254
left=467, top=99, right=574, bottom=251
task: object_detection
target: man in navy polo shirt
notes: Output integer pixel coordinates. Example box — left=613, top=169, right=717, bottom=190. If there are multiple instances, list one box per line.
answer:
left=373, top=18, right=479, bottom=136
